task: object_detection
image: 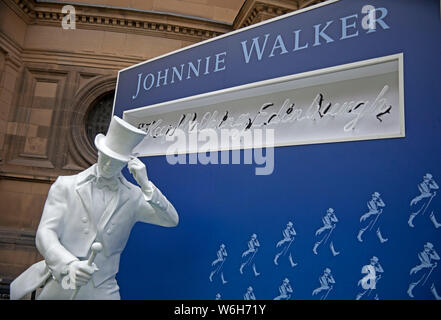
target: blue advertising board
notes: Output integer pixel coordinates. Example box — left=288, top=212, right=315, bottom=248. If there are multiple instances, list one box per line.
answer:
left=113, top=0, right=441, bottom=300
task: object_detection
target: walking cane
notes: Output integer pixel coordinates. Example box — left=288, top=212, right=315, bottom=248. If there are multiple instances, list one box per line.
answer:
left=322, top=225, right=335, bottom=245
left=248, top=248, right=258, bottom=263
left=281, top=238, right=294, bottom=256
left=367, top=275, right=381, bottom=297
left=420, top=193, right=436, bottom=216
left=369, top=209, right=382, bottom=231
left=210, top=257, right=226, bottom=282
left=70, top=242, right=103, bottom=300
left=242, top=249, right=258, bottom=271
left=322, top=287, right=333, bottom=300
left=214, top=258, right=226, bottom=276
left=422, top=264, right=436, bottom=286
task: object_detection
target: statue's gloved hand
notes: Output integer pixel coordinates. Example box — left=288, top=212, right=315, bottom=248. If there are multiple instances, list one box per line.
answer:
left=68, top=260, right=98, bottom=287
left=128, top=157, right=150, bottom=190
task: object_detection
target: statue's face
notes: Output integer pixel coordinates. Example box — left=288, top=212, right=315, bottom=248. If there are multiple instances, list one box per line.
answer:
left=97, top=151, right=126, bottom=178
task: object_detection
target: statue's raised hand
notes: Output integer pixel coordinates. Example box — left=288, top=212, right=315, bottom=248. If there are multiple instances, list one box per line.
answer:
left=128, top=157, right=149, bottom=190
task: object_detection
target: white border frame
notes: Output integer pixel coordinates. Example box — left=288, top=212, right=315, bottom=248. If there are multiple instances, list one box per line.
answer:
left=123, top=53, right=405, bottom=157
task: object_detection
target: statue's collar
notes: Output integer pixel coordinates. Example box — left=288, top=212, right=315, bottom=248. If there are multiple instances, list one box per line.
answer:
left=77, top=164, right=132, bottom=190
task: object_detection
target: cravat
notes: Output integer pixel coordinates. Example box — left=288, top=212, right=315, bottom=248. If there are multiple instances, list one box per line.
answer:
left=95, top=176, right=119, bottom=191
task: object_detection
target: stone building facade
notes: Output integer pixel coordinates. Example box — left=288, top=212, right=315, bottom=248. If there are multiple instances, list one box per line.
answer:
left=0, top=0, right=326, bottom=298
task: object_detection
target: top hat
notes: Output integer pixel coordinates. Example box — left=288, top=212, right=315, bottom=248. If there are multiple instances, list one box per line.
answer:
left=424, top=242, right=434, bottom=250
left=95, top=116, right=147, bottom=162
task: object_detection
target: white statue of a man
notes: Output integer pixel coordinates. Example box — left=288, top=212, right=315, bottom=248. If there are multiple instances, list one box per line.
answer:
left=10, top=116, right=179, bottom=300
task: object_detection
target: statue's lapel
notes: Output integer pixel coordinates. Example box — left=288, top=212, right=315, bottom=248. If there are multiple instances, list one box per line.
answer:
left=97, top=182, right=130, bottom=232
left=75, top=178, right=94, bottom=220
left=75, top=165, right=105, bottom=223
left=75, top=166, right=133, bottom=233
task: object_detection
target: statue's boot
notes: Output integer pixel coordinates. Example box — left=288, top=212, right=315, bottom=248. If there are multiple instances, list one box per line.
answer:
left=407, top=283, right=416, bottom=298
left=357, top=229, right=364, bottom=242
left=221, top=273, right=227, bottom=284
left=430, top=212, right=441, bottom=228
left=253, top=264, right=260, bottom=276
left=288, top=254, right=297, bottom=267
left=274, top=254, right=280, bottom=265
left=408, top=213, right=417, bottom=228
left=376, top=228, right=388, bottom=243
left=431, top=283, right=441, bottom=300
left=330, top=242, right=340, bottom=256
left=313, top=242, right=319, bottom=255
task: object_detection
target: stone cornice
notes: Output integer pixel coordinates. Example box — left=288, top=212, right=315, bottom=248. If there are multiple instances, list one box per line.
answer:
left=4, top=0, right=329, bottom=42
left=298, top=0, right=328, bottom=10
left=21, top=48, right=143, bottom=70
left=0, top=171, right=57, bottom=183
left=233, top=0, right=327, bottom=29
left=4, top=0, right=232, bottom=42
left=234, top=0, right=298, bottom=29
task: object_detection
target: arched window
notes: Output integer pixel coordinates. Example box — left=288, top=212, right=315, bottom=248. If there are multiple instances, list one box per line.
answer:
left=85, top=91, right=115, bottom=148
left=69, top=75, right=116, bottom=166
